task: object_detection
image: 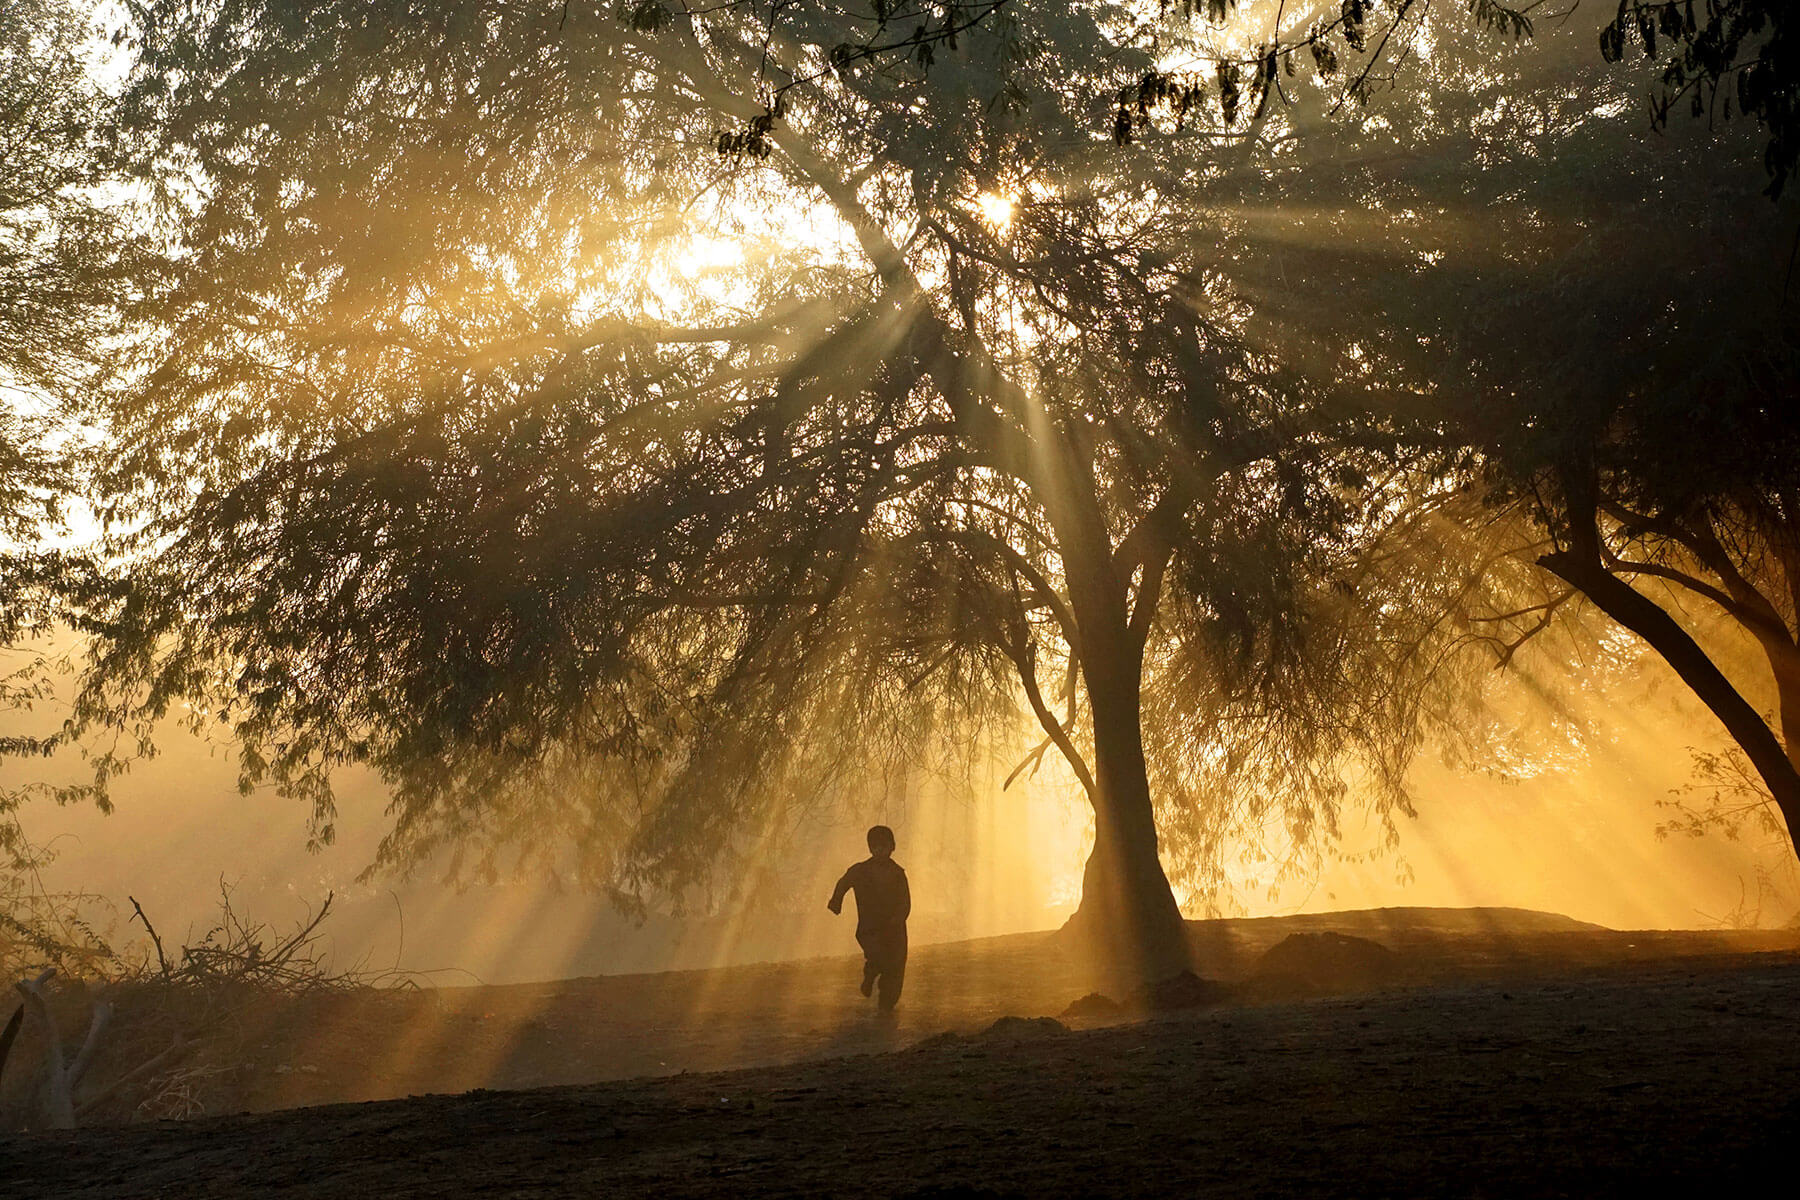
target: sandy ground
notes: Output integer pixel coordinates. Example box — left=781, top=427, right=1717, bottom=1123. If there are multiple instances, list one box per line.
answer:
left=5, top=908, right=1799, bottom=1195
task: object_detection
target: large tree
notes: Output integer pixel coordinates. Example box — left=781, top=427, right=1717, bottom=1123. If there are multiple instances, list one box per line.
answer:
left=83, top=0, right=1474, bottom=973
left=1204, top=1, right=1800, bottom=860
left=88, top=0, right=1786, bottom=968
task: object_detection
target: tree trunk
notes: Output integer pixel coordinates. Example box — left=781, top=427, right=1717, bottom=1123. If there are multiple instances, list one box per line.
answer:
left=1540, top=550, right=1800, bottom=858
left=1770, top=652, right=1800, bottom=774
left=997, top=391, right=1189, bottom=980
left=1062, top=634, right=1190, bottom=979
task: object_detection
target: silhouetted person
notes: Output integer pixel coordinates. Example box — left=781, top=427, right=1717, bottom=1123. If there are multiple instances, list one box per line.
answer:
left=828, top=825, right=910, bottom=1012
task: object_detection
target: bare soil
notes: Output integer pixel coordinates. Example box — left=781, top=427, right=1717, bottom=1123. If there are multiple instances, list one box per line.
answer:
left=5, top=907, right=1798, bottom=1196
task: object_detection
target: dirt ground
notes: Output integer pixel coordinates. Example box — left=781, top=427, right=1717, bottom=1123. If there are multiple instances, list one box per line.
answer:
left=5, top=907, right=1799, bottom=1196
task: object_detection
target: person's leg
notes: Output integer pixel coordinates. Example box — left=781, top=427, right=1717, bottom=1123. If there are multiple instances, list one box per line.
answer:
left=856, top=931, right=877, bottom=997
left=877, top=943, right=906, bottom=1012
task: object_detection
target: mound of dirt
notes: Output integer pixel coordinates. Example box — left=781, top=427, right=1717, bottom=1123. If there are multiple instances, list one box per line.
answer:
left=1059, top=992, right=1123, bottom=1021
left=981, top=1016, right=1067, bottom=1041
left=1254, top=931, right=1398, bottom=994
left=1129, top=971, right=1232, bottom=1012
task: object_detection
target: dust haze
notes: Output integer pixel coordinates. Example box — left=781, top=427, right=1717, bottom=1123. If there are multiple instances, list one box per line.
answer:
left=12, top=648, right=1790, bottom=986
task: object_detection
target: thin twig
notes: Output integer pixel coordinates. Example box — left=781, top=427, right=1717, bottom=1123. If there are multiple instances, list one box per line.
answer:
left=128, top=895, right=170, bottom=979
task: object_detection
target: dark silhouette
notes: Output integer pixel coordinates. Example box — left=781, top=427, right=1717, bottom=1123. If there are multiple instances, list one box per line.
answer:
left=828, top=826, right=910, bottom=1012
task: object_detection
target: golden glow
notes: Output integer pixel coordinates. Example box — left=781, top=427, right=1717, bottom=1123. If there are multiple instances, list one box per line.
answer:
left=10, top=653, right=1800, bottom=1109
left=672, top=232, right=744, bottom=278
left=974, top=191, right=1017, bottom=232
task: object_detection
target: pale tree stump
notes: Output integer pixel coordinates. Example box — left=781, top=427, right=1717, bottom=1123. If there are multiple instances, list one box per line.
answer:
left=14, top=969, right=111, bottom=1130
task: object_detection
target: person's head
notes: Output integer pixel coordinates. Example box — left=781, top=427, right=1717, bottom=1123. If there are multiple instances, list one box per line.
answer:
left=866, top=825, right=896, bottom=858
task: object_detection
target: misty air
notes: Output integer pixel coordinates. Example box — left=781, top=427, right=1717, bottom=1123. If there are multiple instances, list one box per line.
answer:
left=1, top=1, right=1797, bottom=1195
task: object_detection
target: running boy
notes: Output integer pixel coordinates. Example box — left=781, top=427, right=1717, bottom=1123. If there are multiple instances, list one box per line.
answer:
left=827, top=825, right=910, bottom=1012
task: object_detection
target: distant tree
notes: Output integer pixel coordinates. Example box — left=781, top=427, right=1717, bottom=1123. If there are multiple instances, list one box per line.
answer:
left=1466, top=283, right=1800, bottom=860
left=85, top=0, right=1484, bottom=973
left=0, top=0, right=124, bottom=967
left=1236, top=2, right=1800, bottom=861
left=1422, top=20, right=1800, bottom=860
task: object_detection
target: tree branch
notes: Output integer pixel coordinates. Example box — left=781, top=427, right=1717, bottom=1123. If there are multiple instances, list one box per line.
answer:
left=942, top=526, right=1081, bottom=655
left=1002, top=639, right=1096, bottom=800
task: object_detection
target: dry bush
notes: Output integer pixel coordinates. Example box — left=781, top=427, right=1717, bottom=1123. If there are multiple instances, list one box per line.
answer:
left=0, top=825, right=120, bottom=986
left=1660, top=747, right=1800, bottom=928
left=4, top=882, right=404, bottom=1130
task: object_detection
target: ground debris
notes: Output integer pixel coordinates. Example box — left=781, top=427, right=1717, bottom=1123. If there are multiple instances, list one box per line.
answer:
left=981, top=1016, right=1067, bottom=1041
left=1129, top=970, right=1232, bottom=1012
left=1252, top=931, right=1399, bottom=996
left=1059, top=992, right=1123, bottom=1021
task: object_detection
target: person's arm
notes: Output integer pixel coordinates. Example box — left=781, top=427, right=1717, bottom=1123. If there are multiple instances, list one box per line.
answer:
left=898, top=869, right=911, bottom=923
left=828, top=866, right=854, bottom=914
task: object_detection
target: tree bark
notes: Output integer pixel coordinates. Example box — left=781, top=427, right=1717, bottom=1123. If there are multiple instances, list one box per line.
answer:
left=1067, top=662, right=1191, bottom=978
left=1056, top=543, right=1190, bottom=978
left=1540, top=549, right=1800, bottom=858
left=1764, top=647, right=1800, bottom=774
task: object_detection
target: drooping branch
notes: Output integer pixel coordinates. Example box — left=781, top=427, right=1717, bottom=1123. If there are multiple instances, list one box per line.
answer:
left=1544, top=474, right=1800, bottom=845
left=1002, top=637, right=1096, bottom=800
left=1599, top=548, right=1741, bottom=615
left=1466, top=588, right=1574, bottom=667
left=942, top=525, right=1081, bottom=655
left=1004, top=656, right=1079, bottom=789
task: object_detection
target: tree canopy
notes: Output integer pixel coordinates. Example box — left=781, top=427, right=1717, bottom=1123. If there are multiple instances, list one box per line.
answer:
left=45, top=0, right=1799, bottom=967
left=2, top=0, right=123, bottom=822
left=0, top=0, right=129, bottom=972
left=82, top=0, right=1535, bottom=962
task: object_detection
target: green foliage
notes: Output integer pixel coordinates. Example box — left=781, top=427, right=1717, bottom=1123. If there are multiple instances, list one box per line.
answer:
left=1466, top=0, right=1532, bottom=41
left=1660, top=744, right=1788, bottom=843
left=0, top=0, right=128, bottom=394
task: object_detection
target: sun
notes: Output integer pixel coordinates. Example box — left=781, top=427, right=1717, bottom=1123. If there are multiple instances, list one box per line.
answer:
left=974, top=190, right=1016, bottom=231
